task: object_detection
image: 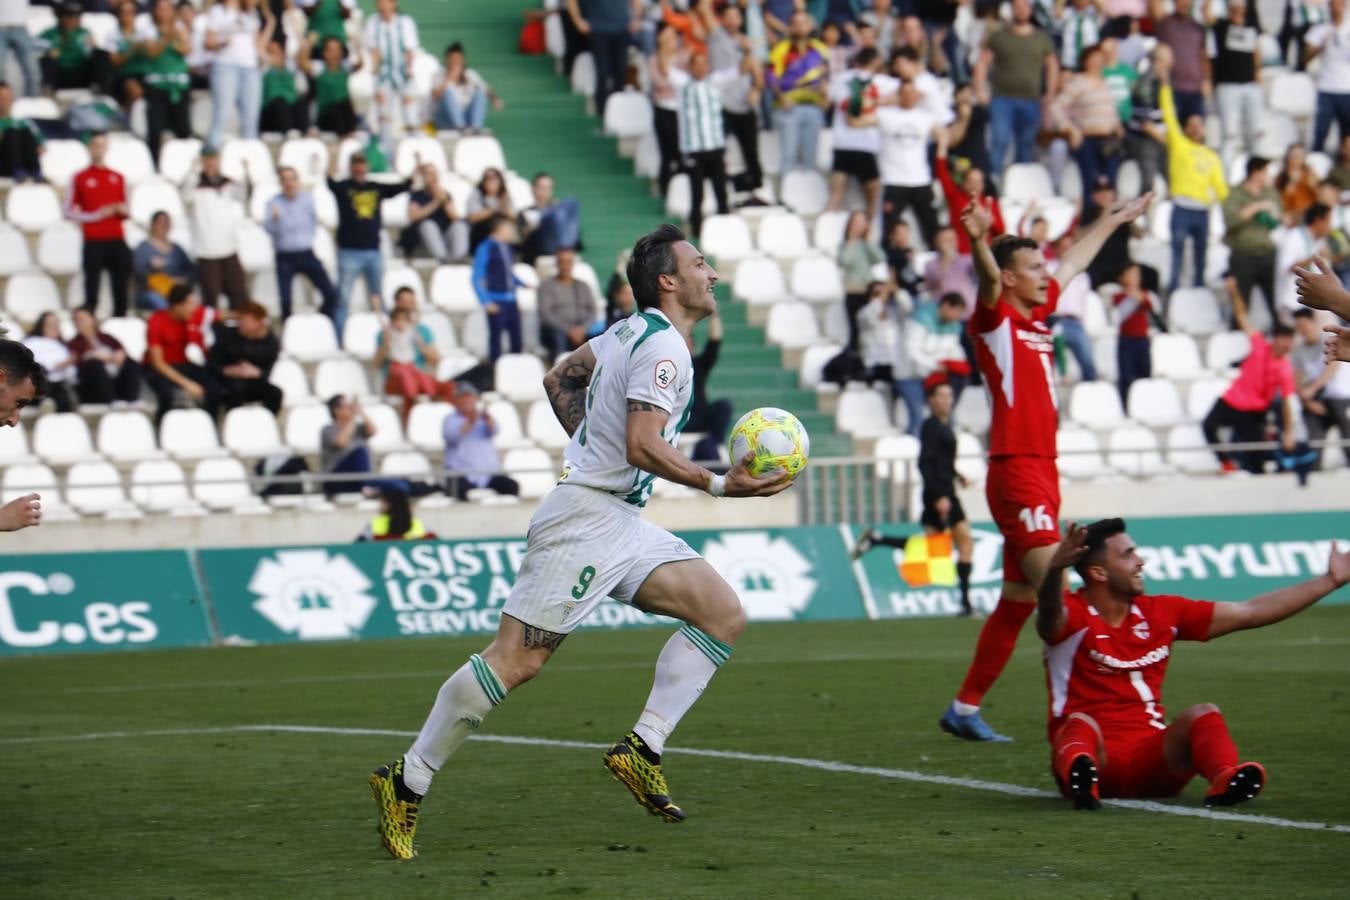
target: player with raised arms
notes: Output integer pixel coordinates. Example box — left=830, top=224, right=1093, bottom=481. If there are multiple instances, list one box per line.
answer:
left=1037, top=519, right=1350, bottom=809
left=369, top=224, right=792, bottom=859
left=939, top=193, right=1152, bottom=742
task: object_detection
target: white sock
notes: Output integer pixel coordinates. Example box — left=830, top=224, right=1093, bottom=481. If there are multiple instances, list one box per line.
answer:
left=403, top=654, right=507, bottom=796
left=632, top=625, right=732, bottom=756
left=952, top=700, right=980, bottom=717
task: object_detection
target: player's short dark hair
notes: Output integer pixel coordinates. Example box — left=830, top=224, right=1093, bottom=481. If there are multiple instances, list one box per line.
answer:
left=167, top=283, right=194, bottom=306
left=1305, top=202, right=1332, bottom=225
left=1074, top=517, right=1127, bottom=580
left=938, top=291, right=965, bottom=309
left=627, top=224, right=686, bottom=310
left=853, top=47, right=879, bottom=68
left=991, top=234, right=1040, bottom=271
left=0, top=338, right=49, bottom=402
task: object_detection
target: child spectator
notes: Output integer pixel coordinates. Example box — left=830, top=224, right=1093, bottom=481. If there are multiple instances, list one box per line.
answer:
left=308, top=34, right=359, bottom=136
left=1112, top=263, right=1161, bottom=406
left=365, top=0, right=420, bottom=155
left=373, top=290, right=441, bottom=423
left=472, top=214, right=525, bottom=362
left=431, top=42, right=501, bottom=132
left=259, top=39, right=308, bottom=134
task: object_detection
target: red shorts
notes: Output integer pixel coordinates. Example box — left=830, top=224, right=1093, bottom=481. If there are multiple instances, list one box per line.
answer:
left=1051, top=721, right=1194, bottom=800
left=985, top=456, right=1061, bottom=583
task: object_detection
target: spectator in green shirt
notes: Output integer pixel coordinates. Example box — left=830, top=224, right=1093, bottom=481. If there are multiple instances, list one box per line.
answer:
left=300, top=0, right=354, bottom=57
left=1100, top=36, right=1136, bottom=126
left=308, top=34, right=358, bottom=136
left=39, top=2, right=106, bottom=92
left=0, top=81, right=43, bottom=181
left=109, top=0, right=150, bottom=106
left=1223, top=156, right=1283, bottom=327
left=142, top=0, right=192, bottom=167
left=260, top=40, right=309, bottom=134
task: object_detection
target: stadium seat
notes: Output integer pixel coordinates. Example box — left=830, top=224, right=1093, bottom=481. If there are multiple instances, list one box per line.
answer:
left=755, top=212, right=811, bottom=260
left=236, top=221, right=275, bottom=273
left=525, top=399, right=570, bottom=450
left=494, top=353, right=547, bottom=402
left=380, top=450, right=434, bottom=478
left=157, top=137, right=202, bottom=184
left=38, top=139, right=90, bottom=186
left=602, top=90, right=654, bottom=139
left=313, top=357, right=374, bottom=400
left=159, top=408, right=226, bottom=460
left=192, top=457, right=267, bottom=512
left=570, top=51, right=595, bottom=96
left=633, top=131, right=659, bottom=178
left=1168, top=287, right=1227, bottom=335
left=1185, top=376, right=1234, bottom=422
left=5, top=183, right=62, bottom=233
left=1204, top=330, right=1250, bottom=371
left=1080, top=290, right=1112, bottom=337
left=421, top=309, right=460, bottom=354
left=766, top=301, right=822, bottom=348
left=35, top=222, right=83, bottom=276
left=220, top=138, right=277, bottom=186
left=129, top=460, right=202, bottom=514
left=32, top=412, right=100, bottom=465
left=459, top=310, right=489, bottom=358
left=1, top=463, right=70, bottom=517
left=1306, top=151, right=1333, bottom=181
left=800, top=343, right=842, bottom=390
left=790, top=256, right=845, bottom=305
left=362, top=402, right=413, bottom=454
left=1092, top=336, right=1118, bottom=383
left=96, top=411, right=165, bottom=463
left=835, top=386, right=898, bottom=438
left=698, top=215, right=755, bottom=261
left=1057, top=427, right=1112, bottom=479
left=393, top=135, right=450, bottom=179
left=277, top=137, right=330, bottom=185
left=484, top=399, right=532, bottom=450
left=281, top=313, right=341, bottom=362
left=664, top=172, right=721, bottom=218
left=1166, top=424, right=1220, bottom=474
left=0, top=226, right=33, bottom=276
left=872, top=433, right=920, bottom=481
left=281, top=402, right=331, bottom=454
left=437, top=351, right=480, bottom=381
left=813, top=210, right=849, bottom=252
left=129, top=177, right=187, bottom=228
left=342, top=312, right=384, bottom=362
left=105, top=134, right=155, bottom=186
left=1107, top=425, right=1172, bottom=477
left=779, top=170, right=829, bottom=216
left=1150, top=333, right=1206, bottom=380
left=269, top=358, right=313, bottom=407
left=503, top=447, right=555, bottom=499
left=1068, top=381, right=1127, bottom=430
left=407, top=401, right=453, bottom=451
left=222, top=406, right=290, bottom=458
left=451, top=136, right=507, bottom=183
left=0, top=421, right=37, bottom=467
left=66, top=461, right=139, bottom=516
left=380, top=192, right=411, bottom=229
left=1126, top=378, right=1186, bottom=427
left=953, top=387, right=991, bottom=435
left=430, top=264, right=478, bottom=314
left=1255, top=112, right=1302, bottom=159
left=1001, top=163, right=1054, bottom=203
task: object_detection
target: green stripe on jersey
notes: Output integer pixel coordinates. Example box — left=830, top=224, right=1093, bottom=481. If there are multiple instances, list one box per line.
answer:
left=629, top=311, right=671, bottom=355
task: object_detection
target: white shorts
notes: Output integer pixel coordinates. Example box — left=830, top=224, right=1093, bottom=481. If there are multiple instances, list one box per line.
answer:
left=501, top=484, right=702, bottom=634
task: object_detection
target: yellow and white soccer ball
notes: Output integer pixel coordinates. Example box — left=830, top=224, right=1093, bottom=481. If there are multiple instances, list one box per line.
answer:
left=728, top=407, right=810, bottom=478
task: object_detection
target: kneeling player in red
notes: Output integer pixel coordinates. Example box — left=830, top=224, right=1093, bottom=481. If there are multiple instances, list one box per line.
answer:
left=1036, top=519, right=1350, bottom=809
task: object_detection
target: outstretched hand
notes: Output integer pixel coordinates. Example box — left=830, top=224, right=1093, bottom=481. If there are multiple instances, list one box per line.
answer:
left=1111, top=191, right=1154, bottom=224
left=960, top=201, right=992, bottom=242
left=1329, top=542, right=1350, bottom=588
left=1327, top=325, right=1350, bottom=364
left=1295, top=257, right=1350, bottom=316
left=0, top=493, right=41, bottom=532
left=724, top=453, right=793, bottom=498
left=1048, top=521, right=1090, bottom=571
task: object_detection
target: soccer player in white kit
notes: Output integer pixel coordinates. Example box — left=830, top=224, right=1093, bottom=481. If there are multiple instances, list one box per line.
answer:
left=369, top=224, right=792, bottom=859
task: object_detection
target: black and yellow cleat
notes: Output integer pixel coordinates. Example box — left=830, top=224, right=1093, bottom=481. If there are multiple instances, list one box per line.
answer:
left=369, top=757, right=422, bottom=860
left=603, top=732, right=686, bottom=822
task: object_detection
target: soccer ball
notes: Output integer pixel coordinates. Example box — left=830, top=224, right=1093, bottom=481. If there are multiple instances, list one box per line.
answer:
left=728, top=407, right=810, bottom=478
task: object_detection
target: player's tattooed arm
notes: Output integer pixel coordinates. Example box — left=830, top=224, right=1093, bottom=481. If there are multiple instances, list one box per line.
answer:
left=543, top=342, right=597, bottom=436
left=522, top=624, right=568, bottom=652
left=626, top=399, right=663, bottom=413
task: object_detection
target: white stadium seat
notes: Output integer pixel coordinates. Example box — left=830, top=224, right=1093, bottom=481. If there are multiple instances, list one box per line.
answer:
left=0, top=422, right=37, bottom=466
left=485, top=399, right=531, bottom=450
left=236, top=221, right=275, bottom=273
left=36, top=222, right=83, bottom=276
left=342, top=312, right=384, bottom=361
left=159, top=408, right=227, bottom=460
left=394, top=135, right=450, bottom=179
left=1168, top=287, right=1226, bottom=335
left=282, top=402, right=332, bottom=454
left=812, top=211, right=849, bottom=252
left=665, top=172, right=721, bottom=218
left=363, top=403, right=413, bottom=454
left=222, top=406, right=291, bottom=457
left=3, top=272, right=60, bottom=325
left=282, top=313, right=341, bottom=362
left=1166, top=424, right=1220, bottom=474
left=105, top=134, right=155, bottom=186
left=1001, top=163, right=1054, bottom=203
left=1150, top=333, right=1206, bottom=380
left=33, top=413, right=100, bottom=465
left=1126, top=378, right=1186, bottom=428
left=502, top=447, right=554, bottom=499
left=5, top=183, right=62, bottom=233
left=872, top=434, right=920, bottom=480
left=956, top=431, right=987, bottom=483
left=1056, top=428, right=1112, bottom=479
left=570, top=51, right=595, bottom=96
left=1186, top=376, right=1234, bottom=422
left=459, top=309, right=489, bottom=358
left=1265, top=71, right=1317, bottom=120
left=129, top=460, right=201, bottom=513
left=39, top=139, right=90, bottom=186
left=193, top=457, right=266, bottom=512
left=1068, top=381, right=1127, bottom=430
left=1205, top=330, right=1250, bottom=371
left=1107, top=425, right=1172, bottom=477
left=790, top=256, right=845, bottom=305
left=602, top=90, right=654, bottom=139
left=494, top=353, right=547, bottom=402
left=953, top=387, right=991, bottom=435
left=756, top=212, right=811, bottom=260
left=129, top=177, right=187, bottom=228
left=2, top=463, right=69, bottom=516
left=157, top=138, right=202, bottom=184
left=430, top=265, right=478, bottom=314
left=407, top=401, right=453, bottom=451
left=96, top=411, right=164, bottom=463
left=452, top=136, right=507, bottom=183
left=277, top=137, right=330, bottom=185
left=380, top=450, right=433, bottom=478
left=800, top=343, right=842, bottom=390
left=779, top=170, right=829, bottom=216
left=765, top=301, right=822, bottom=348
left=835, top=387, right=897, bottom=438
left=0, top=226, right=33, bottom=276
left=66, top=461, right=139, bottom=516
left=732, top=256, right=789, bottom=306
left=525, top=399, right=570, bottom=450
left=220, top=138, right=277, bottom=186
left=699, top=215, right=755, bottom=261
left=269, top=358, right=313, bottom=407
left=383, top=265, right=427, bottom=309
left=313, top=358, right=374, bottom=400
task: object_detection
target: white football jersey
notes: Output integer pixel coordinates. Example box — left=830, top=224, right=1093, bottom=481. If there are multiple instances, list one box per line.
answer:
left=559, top=309, right=694, bottom=508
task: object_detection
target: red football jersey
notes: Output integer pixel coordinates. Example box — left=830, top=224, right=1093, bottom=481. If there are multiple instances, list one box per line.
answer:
left=1044, top=590, right=1216, bottom=739
left=969, top=279, right=1061, bottom=459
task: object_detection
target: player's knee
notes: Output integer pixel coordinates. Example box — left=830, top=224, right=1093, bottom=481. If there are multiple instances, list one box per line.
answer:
left=701, top=589, right=746, bottom=645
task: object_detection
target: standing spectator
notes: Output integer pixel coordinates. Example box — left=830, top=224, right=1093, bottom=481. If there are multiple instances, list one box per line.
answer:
left=329, top=151, right=410, bottom=336
left=1276, top=203, right=1333, bottom=319
left=401, top=163, right=470, bottom=262
left=1212, top=0, right=1263, bottom=154
left=210, top=300, right=281, bottom=414
left=1151, top=0, right=1210, bottom=124
left=144, top=284, right=221, bottom=425
left=686, top=309, right=733, bottom=464
left=374, top=293, right=441, bottom=422
left=838, top=210, right=886, bottom=350
left=1276, top=143, right=1321, bottom=220
left=186, top=147, right=250, bottom=311
left=767, top=11, right=831, bottom=175
left=678, top=51, right=730, bottom=239
left=179, top=0, right=210, bottom=91
left=39, top=2, right=102, bottom=91
left=889, top=45, right=955, bottom=129
left=1051, top=43, right=1125, bottom=194
left=472, top=214, right=525, bottom=362
left=538, top=247, right=598, bottom=358
left=975, top=0, right=1060, bottom=176
left=132, top=210, right=195, bottom=312
left=1282, top=0, right=1331, bottom=71
left=308, top=34, right=360, bottom=137
left=1158, top=64, right=1228, bottom=296
left=0, top=0, right=38, bottom=97
left=825, top=47, right=885, bottom=221
left=320, top=394, right=378, bottom=496
left=1099, top=36, right=1136, bottom=126
left=142, top=0, right=192, bottom=166
left=1328, top=132, right=1350, bottom=188
left=923, top=227, right=978, bottom=315
left=365, top=0, right=420, bottom=155
left=266, top=166, right=340, bottom=322
left=935, top=138, right=1004, bottom=256
left=567, top=0, right=640, bottom=120
left=296, top=0, right=354, bottom=56
left=464, top=166, right=513, bottom=251
left=1112, top=262, right=1161, bottom=406
left=1059, top=0, right=1104, bottom=72
left=23, top=313, right=76, bottom=412
left=203, top=0, right=273, bottom=150
left=878, top=79, right=942, bottom=248
left=107, top=0, right=151, bottom=109
left=1306, top=0, right=1350, bottom=152
left=517, top=172, right=583, bottom=265
left=707, top=2, right=765, bottom=203
left=1125, top=42, right=1169, bottom=196
left=442, top=384, right=520, bottom=500
left=1223, top=156, right=1282, bottom=324
left=0, top=82, right=42, bottom=180
left=431, top=42, right=501, bottom=132
left=68, top=307, right=143, bottom=406
left=945, top=81, right=991, bottom=178
left=1293, top=308, right=1350, bottom=466
left=66, top=132, right=131, bottom=318
left=259, top=39, right=308, bottom=134
left=649, top=22, right=689, bottom=199
left=1202, top=319, right=1297, bottom=473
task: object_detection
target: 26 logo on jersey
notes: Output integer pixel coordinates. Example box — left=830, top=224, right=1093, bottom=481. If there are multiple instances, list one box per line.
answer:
left=654, top=359, right=677, bottom=390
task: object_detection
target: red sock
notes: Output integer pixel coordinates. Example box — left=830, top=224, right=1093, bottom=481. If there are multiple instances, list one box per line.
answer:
left=955, top=597, right=1035, bottom=707
left=1053, top=717, right=1100, bottom=786
left=1190, top=710, right=1239, bottom=782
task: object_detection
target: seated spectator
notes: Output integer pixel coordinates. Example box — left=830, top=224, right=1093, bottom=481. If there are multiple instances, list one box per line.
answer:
left=1329, top=133, right=1350, bottom=190
left=265, top=166, right=340, bottom=321
left=687, top=311, right=732, bottom=464
left=1277, top=203, right=1333, bottom=321
left=67, top=307, right=143, bottom=406
left=144, top=284, right=221, bottom=425
left=838, top=210, right=886, bottom=350
left=400, top=162, right=470, bottom=262
left=142, top=0, right=193, bottom=166
left=365, top=0, right=421, bottom=156
left=108, top=0, right=151, bottom=108
left=133, top=210, right=195, bottom=312
left=1277, top=144, right=1320, bottom=222
left=67, top=132, right=132, bottom=319
left=357, top=486, right=430, bottom=541
left=0, top=81, right=43, bottom=181
left=465, top=166, right=514, bottom=252
left=39, top=2, right=104, bottom=92
left=186, top=147, right=250, bottom=311
left=1223, top=156, right=1282, bottom=326
left=473, top=214, right=525, bottom=361
left=517, top=172, right=582, bottom=265
left=441, top=384, right=520, bottom=501
left=307, top=34, right=360, bottom=137
left=1292, top=307, right=1350, bottom=468
left=374, top=290, right=441, bottom=423
left=935, top=139, right=1002, bottom=256
left=321, top=394, right=377, bottom=496
left=1048, top=235, right=1099, bottom=383
left=259, top=39, right=308, bottom=134
left=857, top=281, right=919, bottom=431
left=431, top=42, right=500, bottom=132
left=905, top=290, right=970, bottom=414
left=329, top=150, right=411, bottom=335
left=922, top=227, right=977, bottom=317
left=1112, top=263, right=1162, bottom=405
left=23, top=313, right=76, bottom=412
left=1203, top=310, right=1297, bottom=474
left=606, top=279, right=637, bottom=327
left=538, top=248, right=598, bottom=358
left=210, top=300, right=282, bottom=414
left=203, top=0, right=273, bottom=150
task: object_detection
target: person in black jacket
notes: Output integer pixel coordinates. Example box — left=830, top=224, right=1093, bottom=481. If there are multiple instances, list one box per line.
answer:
left=209, top=301, right=282, bottom=414
left=685, top=311, right=732, bottom=466
left=329, top=151, right=411, bottom=337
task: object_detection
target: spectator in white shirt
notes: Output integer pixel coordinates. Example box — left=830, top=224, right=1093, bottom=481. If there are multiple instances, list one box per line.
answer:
left=365, top=0, right=420, bottom=154
left=877, top=78, right=943, bottom=248
left=203, top=0, right=274, bottom=150
left=1277, top=203, right=1333, bottom=318
left=1306, top=0, right=1350, bottom=151
left=431, top=42, right=501, bottom=132
left=23, top=312, right=76, bottom=412
left=826, top=47, right=888, bottom=223
left=186, top=147, right=249, bottom=310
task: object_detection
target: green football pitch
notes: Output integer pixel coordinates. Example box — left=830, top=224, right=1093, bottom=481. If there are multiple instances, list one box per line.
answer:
left=5, top=611, right=1349, bottom=898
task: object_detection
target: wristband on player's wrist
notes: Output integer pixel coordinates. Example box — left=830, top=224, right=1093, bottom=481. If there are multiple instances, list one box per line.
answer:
left=706, top=472, right=726, bottom=497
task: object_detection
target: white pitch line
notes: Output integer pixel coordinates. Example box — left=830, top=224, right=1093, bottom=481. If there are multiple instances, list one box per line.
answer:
left=2, top=723, right=1347, bottom=834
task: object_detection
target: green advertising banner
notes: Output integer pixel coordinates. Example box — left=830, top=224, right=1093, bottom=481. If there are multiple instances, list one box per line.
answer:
left=849, top=512, right=1350, bottom=619
left=0, top=551, right=211, bottom=656
left=199, top=526, right=867, bottom=645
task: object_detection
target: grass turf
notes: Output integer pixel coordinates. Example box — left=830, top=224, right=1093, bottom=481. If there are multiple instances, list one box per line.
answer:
left=4, top=610, right=1349, bottom=898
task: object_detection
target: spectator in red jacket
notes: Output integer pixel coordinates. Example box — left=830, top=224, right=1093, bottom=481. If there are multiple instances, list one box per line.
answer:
left=65, top=131, right=131, bottom=317
left=144, top=283, right=221, bottom=425
left=935, top=137, right=1003, bottom=255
